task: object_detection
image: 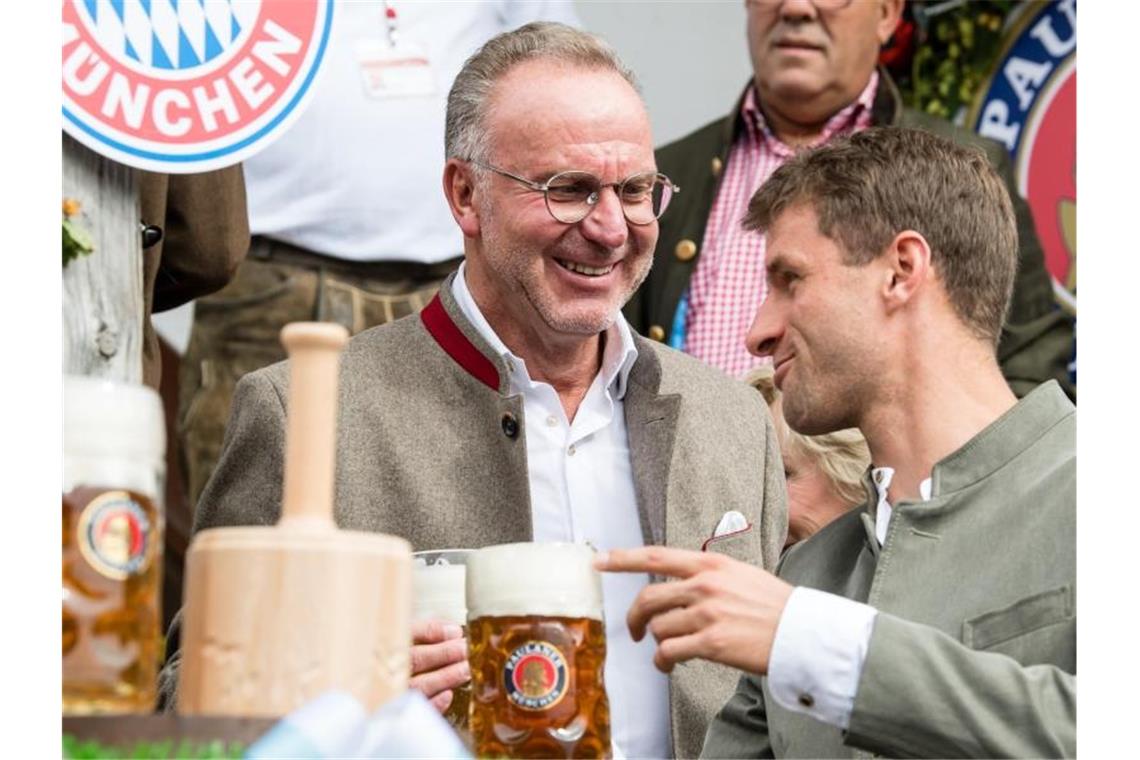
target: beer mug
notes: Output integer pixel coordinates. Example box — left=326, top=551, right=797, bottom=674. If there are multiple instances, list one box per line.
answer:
left=63, top=375, right=166, bottom=714
left=413, top=549, right=473, bottom=732
left=466, top=542, right=611, bottom=758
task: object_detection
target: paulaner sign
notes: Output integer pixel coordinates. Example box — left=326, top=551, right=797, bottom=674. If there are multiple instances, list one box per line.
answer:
left=62, top=0, right=334, bottom=173
left=972, top=0, right=1076, bottom=311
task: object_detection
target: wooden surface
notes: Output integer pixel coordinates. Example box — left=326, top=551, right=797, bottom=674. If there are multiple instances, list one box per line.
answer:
left=63, top=714, right=273, bottom=747
left=62, top=133, right=143, bottom=383
left=177, top=323, right=412, bottom=718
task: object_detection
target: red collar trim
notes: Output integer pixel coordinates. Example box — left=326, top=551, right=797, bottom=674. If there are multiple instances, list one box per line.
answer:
left=421, top=294, right=501, bottom=391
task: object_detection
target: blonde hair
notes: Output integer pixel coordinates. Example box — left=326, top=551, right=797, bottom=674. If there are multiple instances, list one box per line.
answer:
left=746, top=365, right=871, bottom=507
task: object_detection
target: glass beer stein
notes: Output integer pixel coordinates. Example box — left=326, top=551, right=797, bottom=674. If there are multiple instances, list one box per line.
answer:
left=413, top=549, right=473, bottom=733
left=466, top=542, right=611, bottom=758
left=63, top=376, right=165, bottom=714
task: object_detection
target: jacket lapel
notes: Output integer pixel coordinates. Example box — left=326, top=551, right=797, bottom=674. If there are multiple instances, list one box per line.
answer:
left=624, top=340, right=680, bottom=549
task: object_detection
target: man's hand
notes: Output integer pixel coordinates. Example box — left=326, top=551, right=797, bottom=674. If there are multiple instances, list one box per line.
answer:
left=409, top=619, right=470, bottom=712
left=595, top=546, right=794, bottom=675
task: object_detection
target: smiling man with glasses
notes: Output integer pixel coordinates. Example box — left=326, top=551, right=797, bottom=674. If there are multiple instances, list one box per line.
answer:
left=163, top=21, right=788, bottom=760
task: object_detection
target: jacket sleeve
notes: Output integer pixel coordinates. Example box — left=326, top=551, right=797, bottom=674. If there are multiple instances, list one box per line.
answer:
left=140, top=165, right=250, bottom=314
left=192, top=368, right=288, bottom=533
left=155, top=369, right=287, bottom=710
left=845, top=612, right=1076, bottom=759
left=699, top=673, right=776, bottom=759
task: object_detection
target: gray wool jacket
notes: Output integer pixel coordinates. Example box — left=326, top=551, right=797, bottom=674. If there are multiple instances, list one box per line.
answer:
left=160, top=274, right=788, bottom=759
left=702, top=381, right=1076, bottom=759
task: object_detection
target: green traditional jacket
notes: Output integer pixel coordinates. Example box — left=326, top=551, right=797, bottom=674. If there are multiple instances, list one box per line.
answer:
left=625, top=70, right=1075, bottom=401
left=701, top=381, right=1076, bottom=758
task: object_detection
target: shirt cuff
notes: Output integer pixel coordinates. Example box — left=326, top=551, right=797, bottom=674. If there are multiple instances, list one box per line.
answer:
left=767, top=586, right=878, bottom=730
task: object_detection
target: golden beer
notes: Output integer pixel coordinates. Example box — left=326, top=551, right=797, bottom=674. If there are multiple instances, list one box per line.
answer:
left=466, top=543, right=611, bottom=758
left=412, top=550, right=473, bottom=734
left=63, top=487, right=163, bottom=713
left=63, top=377, right=165, bottom=714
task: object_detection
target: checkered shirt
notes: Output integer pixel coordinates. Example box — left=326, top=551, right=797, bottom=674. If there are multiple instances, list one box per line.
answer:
left=683, top=73, right=879, bottom=377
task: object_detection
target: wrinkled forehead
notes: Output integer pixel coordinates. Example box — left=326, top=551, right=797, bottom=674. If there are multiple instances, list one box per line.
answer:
left=484, top=60, right=654, bottom=169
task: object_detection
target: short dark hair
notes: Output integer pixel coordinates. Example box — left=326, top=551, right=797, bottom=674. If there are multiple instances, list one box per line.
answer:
left=745, top=127, right=1018, bottom=345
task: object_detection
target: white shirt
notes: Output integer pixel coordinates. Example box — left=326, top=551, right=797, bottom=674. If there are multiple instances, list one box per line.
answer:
left=767, top=467, right=932, bottom=729
left=245, top=1, right=580, bottom=263
left=452, top=264, right=671, bottom=760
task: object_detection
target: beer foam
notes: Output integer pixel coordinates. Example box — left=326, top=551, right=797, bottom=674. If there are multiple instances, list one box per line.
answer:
left=466, top=542, right=603, bottom=622
left=413, top=564, right=467, bottom=626
left=64, top=375, right=166, bottom=498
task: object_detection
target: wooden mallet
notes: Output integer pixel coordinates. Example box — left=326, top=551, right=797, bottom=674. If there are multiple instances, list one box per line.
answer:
left=177, top=323, right=411, bottom=717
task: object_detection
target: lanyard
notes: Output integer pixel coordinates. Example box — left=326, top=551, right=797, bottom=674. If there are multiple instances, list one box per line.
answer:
left=381, top=1, right=399, bottom=47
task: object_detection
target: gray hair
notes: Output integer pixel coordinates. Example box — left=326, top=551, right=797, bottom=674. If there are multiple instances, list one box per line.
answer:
left=445, top=22, right=640, bottom=165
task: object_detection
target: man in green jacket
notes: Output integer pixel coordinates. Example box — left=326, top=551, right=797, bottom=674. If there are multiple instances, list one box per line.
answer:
left=624, top=0, right=1073, bottom=400
left=599, top=127, right=1075, bottom=758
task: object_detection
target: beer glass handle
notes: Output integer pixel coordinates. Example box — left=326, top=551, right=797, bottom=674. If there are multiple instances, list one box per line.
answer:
left=279, top=322, right=349, bottom=530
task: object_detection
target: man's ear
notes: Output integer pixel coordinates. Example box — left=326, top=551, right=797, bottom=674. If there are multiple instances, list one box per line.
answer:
left=878, top=0, right=905, bottom=44
left=443, top=159, right=481, bottom=238
left=881, top=230, right=932, bottom=313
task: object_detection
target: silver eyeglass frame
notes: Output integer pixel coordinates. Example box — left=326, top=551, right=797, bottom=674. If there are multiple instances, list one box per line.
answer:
left=467, top=159, right=680, bottom=226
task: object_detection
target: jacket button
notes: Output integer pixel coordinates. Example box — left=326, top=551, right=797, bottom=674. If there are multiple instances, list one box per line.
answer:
left=501, top=413, right=519, bottom=439
left=648, top=325, right=665, bottom=342
left=711, top=156, right=723, bottom=177
left=675, top=239, right=698, bottom=262
left=797, top=693, right=814, bottom=708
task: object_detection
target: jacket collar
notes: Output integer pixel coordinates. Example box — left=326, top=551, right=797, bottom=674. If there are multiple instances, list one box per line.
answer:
left=424, top=271, right=646, bottom=400
left=927, top=381, right=1074, bottom=498
left=421, top=271, right=512, bottom=394
left=857, top=380, right=1074, bottom=514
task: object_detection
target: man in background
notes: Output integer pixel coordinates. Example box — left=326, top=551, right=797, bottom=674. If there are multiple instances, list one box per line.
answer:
left=625, top=0, right=1074, bottom=401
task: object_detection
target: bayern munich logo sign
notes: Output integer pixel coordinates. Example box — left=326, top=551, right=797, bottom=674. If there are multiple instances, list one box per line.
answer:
left=503, top=641, right=569, bottom=711
left=62, top=0, right=334, bottom=173
left=971, top=0, right=1076, bottom=311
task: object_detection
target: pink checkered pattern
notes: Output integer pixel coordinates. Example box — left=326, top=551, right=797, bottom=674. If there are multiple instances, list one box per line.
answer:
left=684, top=73, right=879, bottom=377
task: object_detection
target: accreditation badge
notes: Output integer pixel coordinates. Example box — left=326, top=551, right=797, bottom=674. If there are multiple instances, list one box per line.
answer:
left=355, top=38, right=435, bottom=99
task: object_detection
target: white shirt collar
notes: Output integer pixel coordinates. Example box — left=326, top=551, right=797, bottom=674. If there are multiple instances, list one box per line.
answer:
left=450, top=261, right=639, bottom=400
left=870, top=466, right=932, bottom=547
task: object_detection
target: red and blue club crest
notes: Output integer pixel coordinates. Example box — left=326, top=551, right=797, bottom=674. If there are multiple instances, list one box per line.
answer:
left=62, top=0, right=334, bottom=173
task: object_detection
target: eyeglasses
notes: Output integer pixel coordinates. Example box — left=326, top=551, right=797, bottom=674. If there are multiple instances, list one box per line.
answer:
left=469, top=160, right=680, bottom=226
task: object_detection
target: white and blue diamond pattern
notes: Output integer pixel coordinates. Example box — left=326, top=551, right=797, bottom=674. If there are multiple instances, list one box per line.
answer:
left=79, top=0, right=262, bottom=71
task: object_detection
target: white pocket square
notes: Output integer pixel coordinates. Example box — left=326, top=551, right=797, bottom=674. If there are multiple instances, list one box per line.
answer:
left=713, top=510, right=749, bottom=538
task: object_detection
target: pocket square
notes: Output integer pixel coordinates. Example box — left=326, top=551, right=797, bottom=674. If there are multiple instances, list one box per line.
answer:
left=702, top=511, right=752, bottom=552
left=713, top=510, right=749, bottom=537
